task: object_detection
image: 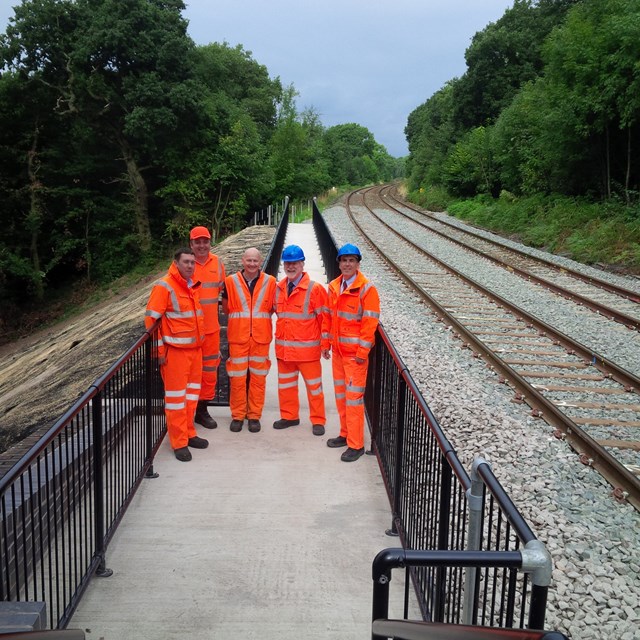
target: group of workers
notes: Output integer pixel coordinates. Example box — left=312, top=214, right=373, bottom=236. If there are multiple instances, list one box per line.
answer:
left=144, top=225, right=380, bottom=464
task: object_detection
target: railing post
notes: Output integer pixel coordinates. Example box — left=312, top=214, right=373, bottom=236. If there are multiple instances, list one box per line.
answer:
left=144, top=338, right=159, bottom=479
left=463, top=457, right=487, bottom=624
left=91, top=394, right=111, bottom=577
left=522, top=540, right=552, bottom=630
left=387, top=371, right=406, bottom=537
left=434, top=456, right=453, bottom=621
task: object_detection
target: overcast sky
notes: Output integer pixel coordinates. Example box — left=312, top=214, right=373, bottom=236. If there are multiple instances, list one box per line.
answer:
left=1, top=0, right=513, bottom=157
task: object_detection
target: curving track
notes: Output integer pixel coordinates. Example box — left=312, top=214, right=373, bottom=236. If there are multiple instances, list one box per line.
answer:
left=346, top=186, right=640, bottom=511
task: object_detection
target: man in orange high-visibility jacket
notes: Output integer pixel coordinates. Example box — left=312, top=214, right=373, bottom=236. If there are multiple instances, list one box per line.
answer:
left=222, top=247, right=276, bottom=433
left=145, top=248, right=209, bottom=462
left=190, top=226, right=226, bottom=430
left=323, top=243, right=380, bottom=462
left=273, top=245, right=331, bottom=436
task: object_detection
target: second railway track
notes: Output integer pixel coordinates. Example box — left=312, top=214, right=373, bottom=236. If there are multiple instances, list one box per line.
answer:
left=344, top=186, right=640, bottom=510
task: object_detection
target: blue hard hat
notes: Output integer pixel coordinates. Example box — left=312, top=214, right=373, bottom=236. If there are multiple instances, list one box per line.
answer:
left=282, top=245, right=305, bottom=262
left=336, top=243, right=362, bottom=261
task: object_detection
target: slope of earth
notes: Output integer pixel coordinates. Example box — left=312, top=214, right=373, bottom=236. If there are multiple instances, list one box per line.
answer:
left=0, top=226, right=275, bottom=472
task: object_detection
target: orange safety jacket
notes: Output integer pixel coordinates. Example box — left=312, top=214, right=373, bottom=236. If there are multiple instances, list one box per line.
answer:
left=275, top=272, right=330, bottom=362
left=225, top=270, right=276, bottom=344
left=327, top=270, right=380, bottom=360
left=144, top=262, right=205, bottom=359
left=193, top=252, right=226, bottom=334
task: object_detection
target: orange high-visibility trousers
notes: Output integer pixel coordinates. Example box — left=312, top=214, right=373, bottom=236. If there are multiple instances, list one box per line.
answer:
left=160, top=346, right=202, bottom=449
left=277, top=359, right=326, bottom=425
left=200, top=331, right=221, bottom=400
left=226, top=338, right=271, bottom=420
left=331, top=350, right=369, bottom=450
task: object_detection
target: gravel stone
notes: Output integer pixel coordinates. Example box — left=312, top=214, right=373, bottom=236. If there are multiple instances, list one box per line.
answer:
left=323, top=199, right=640, bottom=640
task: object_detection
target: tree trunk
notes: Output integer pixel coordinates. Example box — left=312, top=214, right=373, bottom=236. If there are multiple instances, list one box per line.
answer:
left=625, top=125, right=631, bottom=205
left=115, top=131, right=152, bottom=252
left=27, top=124, right=44, bottom=300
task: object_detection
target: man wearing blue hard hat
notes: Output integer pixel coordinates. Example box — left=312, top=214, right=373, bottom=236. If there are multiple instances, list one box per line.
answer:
left=323, top=243, right=380, bottom=462
left=273, top=245, right=330, bottom=436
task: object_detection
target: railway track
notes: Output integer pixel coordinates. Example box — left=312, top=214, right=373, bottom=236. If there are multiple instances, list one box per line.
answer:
left=378, top=184, right=640, bottom=329
left=345, top=187, right=640, bottom=511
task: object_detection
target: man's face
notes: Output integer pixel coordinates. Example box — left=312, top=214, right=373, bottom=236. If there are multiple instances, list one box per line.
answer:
left=284, top=260, right=304, bottom=282
left=190, top=236, right=211, bottom=263
left=338, top=255, right=359, bottom=279
left=175, top=253, right=196, bottom=280
left=242, top=249, right=262, bottom=278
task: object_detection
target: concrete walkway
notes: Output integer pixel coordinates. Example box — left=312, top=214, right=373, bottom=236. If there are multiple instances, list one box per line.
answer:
left=69, top=223, right=402, bottom=639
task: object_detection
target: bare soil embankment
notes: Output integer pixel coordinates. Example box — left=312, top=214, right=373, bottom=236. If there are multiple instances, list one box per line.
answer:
left=0, top=227, right=275, bottom=472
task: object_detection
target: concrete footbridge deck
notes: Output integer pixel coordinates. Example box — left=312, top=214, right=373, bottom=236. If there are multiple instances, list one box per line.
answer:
left=69, top=223, right=399, bottom=639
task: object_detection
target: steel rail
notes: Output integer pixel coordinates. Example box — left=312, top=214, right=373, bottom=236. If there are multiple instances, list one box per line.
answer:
left=372, top=186, right=640, bottom=330
left=345, top=188, right=640, bottom=511
left=382, top=184, right=640, bottom=305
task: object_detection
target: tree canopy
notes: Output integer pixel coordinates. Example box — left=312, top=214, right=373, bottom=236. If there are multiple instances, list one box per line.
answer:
left=0, top=0, right=402, bottom=332
left=405, top=0, right=640, bottom=204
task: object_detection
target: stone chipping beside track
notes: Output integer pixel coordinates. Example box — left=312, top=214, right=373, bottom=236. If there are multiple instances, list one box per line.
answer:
left=323, top=201, right=640, bottom=640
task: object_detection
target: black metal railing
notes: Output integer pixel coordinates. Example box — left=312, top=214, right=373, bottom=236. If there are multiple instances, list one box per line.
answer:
left=311, top=198, right=553, bottom=635
left=0, top=333, right=165, bottom=629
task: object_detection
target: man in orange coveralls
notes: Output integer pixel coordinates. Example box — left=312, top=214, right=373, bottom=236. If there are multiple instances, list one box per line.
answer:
left=145, top=248, right=209, bottom=462
left=222, top=247, right=276, bottom=433
left=189, top=226, right=226, bottom=430
left=273, top=245, right=330, bottom=436
left=323, top=243, right=380, bottom=462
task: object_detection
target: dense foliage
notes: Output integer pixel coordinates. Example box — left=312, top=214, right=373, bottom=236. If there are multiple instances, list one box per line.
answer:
left=0, top=0, right=403, bottom=330
left=405, top=0, right=640, bottom=267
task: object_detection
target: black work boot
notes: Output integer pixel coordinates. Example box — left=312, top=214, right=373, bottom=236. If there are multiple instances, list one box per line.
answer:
left=195, top=400, right=217, bottom=429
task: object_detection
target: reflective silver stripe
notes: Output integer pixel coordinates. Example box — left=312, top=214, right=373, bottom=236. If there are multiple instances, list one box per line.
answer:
left=187, top=383, right=201, bottom=390
left=230, top=274, right=250, bottom=314
left=146, top=310, right=162, bottom=319
left=163, top=336, right=196, bottom=345
left=338, top=336, right=360, bottom=344
left=158, top=280, right=180, bottom=313
left=203, top=354, right=220, bottom=362
left=252, top=275, right=271, bottom=314
left=278, top=312, right=316, bottom=319
left=358, top=339, right=373, bottom=348
left=202, top=281, right=223, bottom=288
left=320, top=305, right=330, bottom=314
left=165, top=389, right=185, bottom=398
left=309, top=386, right=323, bottom=396
left=200, top=298, right=218, bottom=304
left=166, top=310, right=195, bottom=319
left=229, top=312, right=251, bottom=319
left=185, top=393, right=200, bottom=401
left=279, top=381, right=298, bottom=389
left=321, top=332, right=330, bottom=339
left=165, top=402, right=186, bottom=410
left=279, top=371, right=298, bottom=380
left=249, top=367, right=269, bottom=376
left=337, top=310, right=362, bottom=321
left=227, top=369, right=248, bottom=377
left=203, top=365, right=218, bottom=372
left=361, top=282, right=373, bottom=296
left=153, top=340, right=163, bottom=348
left=275, top=339, right=321, bottom=348
left=248, top=356, right=269, bottom=363
left=228, top=356, right=249, bottom=364
left=334, top=379, right=345, bottom=386
left=335, top=392, right=346, bottom=400
left=253, top=312, right=271, bottom=319
left=306, top=376, right=323, bottom=385
left=348, top=385, right=366, bottom=393
left=347, top=397, right=364, bottom=406
left=363, top=310, right=379, bottom=318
